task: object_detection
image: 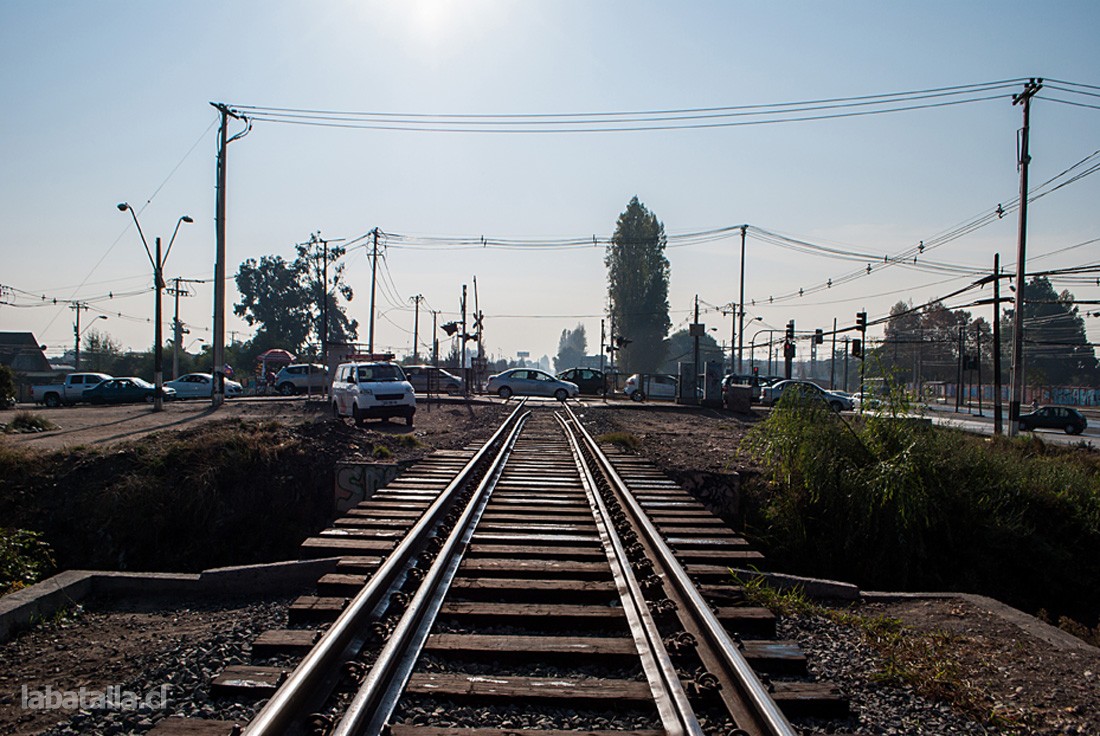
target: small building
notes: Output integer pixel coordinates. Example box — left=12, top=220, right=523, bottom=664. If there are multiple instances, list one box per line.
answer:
left=0, top=332, right=60, bottom=402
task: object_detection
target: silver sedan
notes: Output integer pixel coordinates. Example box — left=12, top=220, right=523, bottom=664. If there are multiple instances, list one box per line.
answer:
left=485, top=368, right=579, bottom=400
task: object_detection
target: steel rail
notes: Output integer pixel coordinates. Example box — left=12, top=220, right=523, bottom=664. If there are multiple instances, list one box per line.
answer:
left=562, top=405, right=799, bottom=736
left=332, top=410, right=530, bottom=736
left=556, top=412, right=705, bottom=736
left=243, top=400, right=529, bottom=736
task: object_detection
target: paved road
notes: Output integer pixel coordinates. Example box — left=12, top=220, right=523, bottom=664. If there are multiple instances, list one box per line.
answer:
left=921, top=404, right=1097, bottom=446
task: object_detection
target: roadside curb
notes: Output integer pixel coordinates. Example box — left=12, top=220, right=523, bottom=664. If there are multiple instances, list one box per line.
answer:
left=0, top=557, right=341, bottom=644
left=731, top=569, right=1098, bottom=655
left=863, top=590, right=1100, bottom=656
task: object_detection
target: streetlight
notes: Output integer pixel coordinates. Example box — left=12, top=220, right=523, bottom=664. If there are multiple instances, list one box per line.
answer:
left=186, top=337, right=205, bottom=351
left=750, top=328, right=781, bottom=379
left=74, top=314, right=107, bottom=371
left=117, top=203, right=192, bottom=411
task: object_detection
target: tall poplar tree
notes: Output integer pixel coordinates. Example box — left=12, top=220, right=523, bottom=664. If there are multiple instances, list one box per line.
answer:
left=605, top=197, right=671, bottom=373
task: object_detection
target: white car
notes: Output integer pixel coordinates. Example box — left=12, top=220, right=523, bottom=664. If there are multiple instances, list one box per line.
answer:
left=623, top=373, right=679, bottom=401
left=485, top=368, right=579, bottom=400
left=164, top=372, right=243, bottom=399
left=760, top=379, right=853, bottom=411
left=331, top=361, right=416, bottom=426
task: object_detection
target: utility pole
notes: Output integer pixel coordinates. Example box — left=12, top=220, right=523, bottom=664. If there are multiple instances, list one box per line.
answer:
left=319, top=234, right=328, bottom=361
left=737, top=224, right=747, bottom=373
left=993, top=253, right=1004, bottom=434
left=210, top=102, right=248, bottom=408
left=830, top=317, right=837, bottom=389
left=431, top=311, right=439, bottom=367
left=692, top=295, right=700, bottom=403
left=368, top=228, right=380, bottom=355
left=955, top=316, right=965, bottom=412
left=71, top=302, right=89, bottom=371
left=1008, top=78, right=1042, bottom=436
left=600, top=319, right=606, bottom=374
left=167, top=277, right=203, bottom=380
left=410, top=294, right=424, bottom=363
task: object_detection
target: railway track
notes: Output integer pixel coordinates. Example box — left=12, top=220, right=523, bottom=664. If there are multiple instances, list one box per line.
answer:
left=151, top=401, right=843, bottom=736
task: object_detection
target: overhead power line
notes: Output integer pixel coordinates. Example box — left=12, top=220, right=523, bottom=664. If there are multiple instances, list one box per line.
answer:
left=226, top=79, right=1034, bottom=134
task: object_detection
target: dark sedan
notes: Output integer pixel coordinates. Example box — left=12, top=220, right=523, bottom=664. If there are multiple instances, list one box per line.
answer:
left=557, top=368, right=608, bottom=396
left=1018, top=406, right=1087, bottom=435
left=82, top=377, right=176, bottom=405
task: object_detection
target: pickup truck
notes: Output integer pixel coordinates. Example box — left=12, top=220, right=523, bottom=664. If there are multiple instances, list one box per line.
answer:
left=31, top=372, right=112, bottom=407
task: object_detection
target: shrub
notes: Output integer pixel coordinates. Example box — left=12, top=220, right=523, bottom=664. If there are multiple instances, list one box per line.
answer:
left=742, top=390, right=1100, bottom=626
left=1, top=528, right=55, bottom=594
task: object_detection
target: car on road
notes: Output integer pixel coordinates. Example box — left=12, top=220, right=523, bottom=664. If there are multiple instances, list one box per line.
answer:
left=331, top=361, right=416, bottom=426
left=623, top=373, right=678, bottom=401
left=557, top=368, right=608, bottom=396
left=402, top=365, right=465, bottom=395
left=486, top=368, right=579, bottom=400
left=32, top=372, right=112, bottom=407
left=1018, top=405, right=1088, bottom=435
left=273, top=363, right=328, bottom=395
left=164, top=372, right=243, bottom=399
left=83, top=377, right=176, bottom=404
left=760, top=379, right=854, bottom=412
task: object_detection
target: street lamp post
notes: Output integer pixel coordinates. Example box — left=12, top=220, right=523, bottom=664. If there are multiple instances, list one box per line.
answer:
left=117, top=204, right=192, bottom=411
left=749, top=328, right=780, bottom=379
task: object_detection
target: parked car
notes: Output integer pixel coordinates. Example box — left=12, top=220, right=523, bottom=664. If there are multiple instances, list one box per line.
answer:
left=274, top=363, right=328, bottom=395
left=557, top=368, right=608, bottom=396
left=31, top=372, right=112, bottom=407
left=164, top=372, right=243, bottom=399
left=623, top=373, right=678, bottom=401
left=402, top=365, right=465, bottom=395
left=83, top=377, right=177, bottom=404
left=1018, top=405, right=1087, bottom=435
left=760, top=379, right=854, bottom=412
left=486, top=368, right=579, bottom=400
left=331, top=361, right=416, bottom=426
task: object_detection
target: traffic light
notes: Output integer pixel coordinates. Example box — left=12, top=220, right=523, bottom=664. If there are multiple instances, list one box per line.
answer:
left=752, top=366, right=759, bottom=376
left=783, top=341, right=796, bottom=358
left=852, top=338, right=863, bottom=358
left=814, top=328, right=824, bottom=344
left=856, top=311, right=867, bottom=331
left=786, top=320, right=795, bottom=340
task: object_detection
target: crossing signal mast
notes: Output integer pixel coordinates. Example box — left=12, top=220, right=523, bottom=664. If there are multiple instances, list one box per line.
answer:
left=854, top=311, right=868, bottom=412
left=783, top=320, right=795, bottom=379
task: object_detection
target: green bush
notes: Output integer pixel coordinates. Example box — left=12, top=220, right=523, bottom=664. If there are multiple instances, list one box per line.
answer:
left=742, top=390, right=1100, bottom=625
left=1, top=528, right=55, bottom=594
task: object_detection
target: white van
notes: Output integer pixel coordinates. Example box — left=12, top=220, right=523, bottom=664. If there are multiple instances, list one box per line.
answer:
left=331, top=361, right=416, bottom=426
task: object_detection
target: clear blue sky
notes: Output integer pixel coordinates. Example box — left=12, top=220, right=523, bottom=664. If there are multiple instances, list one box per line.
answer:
left=2, top=1, right=1097, bottom=368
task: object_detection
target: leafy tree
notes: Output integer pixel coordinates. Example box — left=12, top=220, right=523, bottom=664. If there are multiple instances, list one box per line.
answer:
left=554, top=324, right=587, bottom=373
left=234, top=233, right=358, bottom=355
left=80, top=329, right=123, bottom=374
left=662, top=329, right=723, bottom=375
left=605, top=197, right=671, bottom=373
left=1007, top=276, right=1098, bottom=386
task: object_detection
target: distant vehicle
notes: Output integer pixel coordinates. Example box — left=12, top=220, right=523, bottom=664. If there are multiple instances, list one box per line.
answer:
left=402, top=365, right=465, bottom=395
left=623, top=373, right=678, bottom=402
left=83, top=377, right=177, bottom=405
left=557, top=368, right=607, bottom=396
left=331, top=361, right=416, bottom=426
left=486, top=368, right=579, bottom=400
left=164, top=373, right=243, bottom=399
left=760, top=379, right=853, bottom=412
left=31, top=372, right=112, bottom=407
left=274, top=363, right=328, bottom=395
left=1018, top=406, right=1087, bottom=435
